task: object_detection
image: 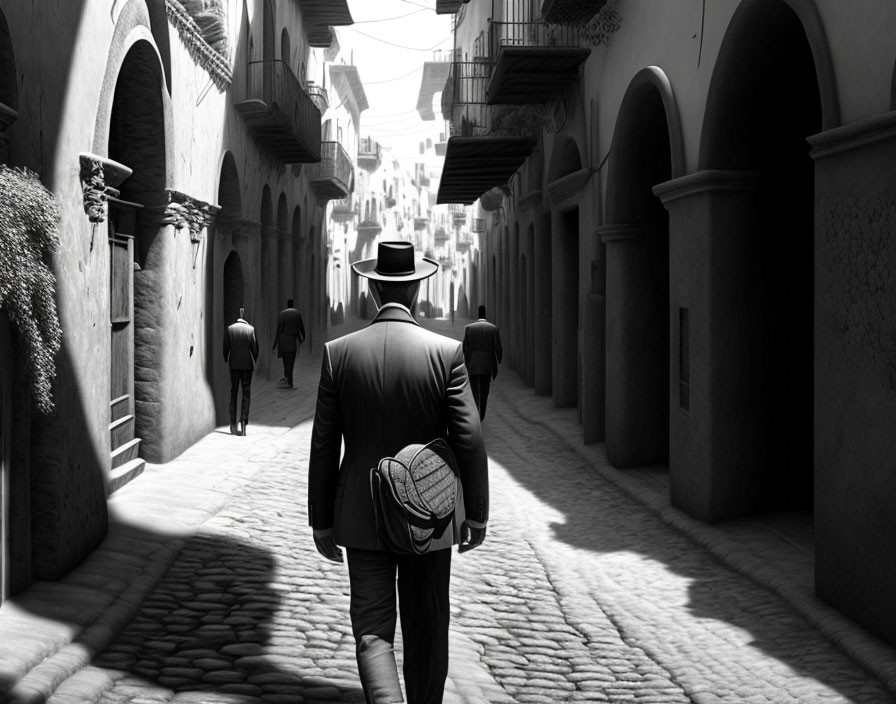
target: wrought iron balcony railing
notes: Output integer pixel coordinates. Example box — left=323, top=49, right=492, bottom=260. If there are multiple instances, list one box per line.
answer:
left=309, top=141, right=354, bottom=204
left=488, top=20, right=581, bottom=57
left=234, top=60, right=321, bottom=162
left=306, top=82, right=329, bottom=113
left=330, top=193, right=356, bottom=223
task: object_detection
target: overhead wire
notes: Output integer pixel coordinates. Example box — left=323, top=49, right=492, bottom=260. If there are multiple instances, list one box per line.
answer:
left=344, top=25, right=452, bottom=52
left=353, top=8, right=430, bottom=23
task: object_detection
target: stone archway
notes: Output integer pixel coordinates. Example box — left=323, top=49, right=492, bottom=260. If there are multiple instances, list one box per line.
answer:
left=547, top=136, right=582, bottom=408
left=601, top=67, right=679, bottom=468
left=223, top=251, right=244, bottom=329
left=698, top=0, right=822, bottom=515
left=107, top=38, right=169, bottom=465
left=213, top=152, right=242, bottom=422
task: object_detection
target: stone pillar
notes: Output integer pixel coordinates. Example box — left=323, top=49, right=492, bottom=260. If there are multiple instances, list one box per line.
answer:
left=599, top=223, right=669, bottom=467
left=652, top=170, right=760, bottom=520
left=261, top=226, right=279, bottom=377
left=551, top=209, right=577, bottom=407
left=582, top=256, right=606, bottom=444
left=278, top=229, right=294, bottom=306
left=808, top=113, right=896, bottom=646
left=0, top=103, right=17, bottom=164
left=508, top=227, right=519, bottom=372
left=533, top=213, right=552, bottom=395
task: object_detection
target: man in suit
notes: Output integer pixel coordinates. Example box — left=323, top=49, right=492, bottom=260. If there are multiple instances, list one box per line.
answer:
left=272, top=298, right=305, bottom=388
left=309, top=240, right=489, bottom=703
left=223, top=307, right=259, bottom=436
left=462, top=305, right=503, bottom=420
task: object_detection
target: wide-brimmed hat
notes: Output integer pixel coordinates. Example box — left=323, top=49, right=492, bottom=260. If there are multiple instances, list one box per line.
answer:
left=352, top=240, right=438, bottom=282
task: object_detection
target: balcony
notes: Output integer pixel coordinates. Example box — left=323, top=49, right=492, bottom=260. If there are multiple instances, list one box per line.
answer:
left=358, top=137, right=382, bottom=172
left=541, top=0, right=609, bottom=24
left=306, top=82, right=329, bottom=113
left=234, top=60, right=321, bottom=163
left=456, top=233, right=471, bottom=252
left=487, top=20, right=590, bottom=104
left=416, top=53, right=454, bottom=120
left=299, top=0, right=353, bottom=47
left=330, top=193, right=356, bottom=223
left=434, top=227, right=449, bottom=243
left=414, top=216, right=429, bottom=231
left=308, top=141, right=354, bottom=204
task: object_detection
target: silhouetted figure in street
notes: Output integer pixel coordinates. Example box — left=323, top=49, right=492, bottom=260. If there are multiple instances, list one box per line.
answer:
left=272, top=298, right=305, bottom=388
left=463, top=305, right=503, bottom=421
left=224, top=307, right=258, bottom=436
left=309, top=241, right=489, bottom=703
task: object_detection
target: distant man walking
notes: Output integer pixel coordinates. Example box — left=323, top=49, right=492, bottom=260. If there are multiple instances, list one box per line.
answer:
left=272, top=298, right=305, bottom=388
left=462, top=305, right=503, bottom=421
left=224, top=307, right=259, bottom=436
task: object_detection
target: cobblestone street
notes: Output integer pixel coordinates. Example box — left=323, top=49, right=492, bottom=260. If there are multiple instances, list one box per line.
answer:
left=3, top=317, right=896, bottom=704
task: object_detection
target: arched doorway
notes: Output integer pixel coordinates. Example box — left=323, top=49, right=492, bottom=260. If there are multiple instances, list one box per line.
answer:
left=547, top=137, right=582, bottom=408
left=213, top=153, right=242, bottom=422
left=699, top=0, right=821, bottom=514
left=603, top=68, right=680, bottom=468
left=108, top=39, right=168, bottom=465
left=223, top=251, right=244, bottom=330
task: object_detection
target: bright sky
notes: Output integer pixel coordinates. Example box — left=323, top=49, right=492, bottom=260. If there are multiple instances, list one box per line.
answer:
left=342, top=0, right=453, bottom=168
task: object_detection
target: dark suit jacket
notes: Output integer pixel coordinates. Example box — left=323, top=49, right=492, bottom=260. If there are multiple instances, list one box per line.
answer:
left=462, top=319, right=503, bottom=379
left=224, top=319, right=259, bottom=370
left=275, top=307, right=305, bottom=356
left=308, top=303, right=489, bottom=550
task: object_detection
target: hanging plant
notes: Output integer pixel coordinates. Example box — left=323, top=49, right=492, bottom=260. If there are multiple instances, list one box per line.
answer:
left=479, top=186, right=505, bottom=212
left=0, top=166, right=63, bottom=413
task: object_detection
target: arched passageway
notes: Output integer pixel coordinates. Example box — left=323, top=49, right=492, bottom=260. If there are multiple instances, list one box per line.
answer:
left=548, top=137, right=582, bottom=408
left=108, top=39, right=168, bottom=463
left=223, top=251, right=245, bottom=328
left=212, top=153, right=242, bottom=422
left=603, top=68, right=677, bottom=468
left=698, top=0, right=821, bottom=515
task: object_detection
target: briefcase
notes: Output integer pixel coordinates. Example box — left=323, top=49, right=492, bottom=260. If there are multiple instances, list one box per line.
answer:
left=370, top=439, right=466, bottom=555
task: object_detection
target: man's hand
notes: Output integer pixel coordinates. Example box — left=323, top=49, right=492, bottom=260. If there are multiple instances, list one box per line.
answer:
left=313, top=529, right=344, bottom=563
left=458, top=521, right=486, bottom=553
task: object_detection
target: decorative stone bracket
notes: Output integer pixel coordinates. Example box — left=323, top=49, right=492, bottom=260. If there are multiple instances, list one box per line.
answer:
left=78, top=153, right=133, bottom=224
left=547, top=167, right=594, bottom=206
left=162, top=190, right=220, bottom=243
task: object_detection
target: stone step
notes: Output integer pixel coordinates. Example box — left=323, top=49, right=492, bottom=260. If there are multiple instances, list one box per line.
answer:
left=110, top=394, right=130, bottom=423
left=108, top=457, right=145, bottom=494
left=111, top=437, right=141, bottom=469
left=109, top=414, right=134, bottom=449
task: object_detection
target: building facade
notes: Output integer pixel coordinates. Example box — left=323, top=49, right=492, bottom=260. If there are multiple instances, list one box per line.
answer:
left=435, top=0, right=896, bottom=647
left=0, top=0, right=352, bottom=600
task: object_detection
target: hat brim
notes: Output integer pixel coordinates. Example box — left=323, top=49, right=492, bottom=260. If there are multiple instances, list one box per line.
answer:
left=351, top=256, right=439, bottom=282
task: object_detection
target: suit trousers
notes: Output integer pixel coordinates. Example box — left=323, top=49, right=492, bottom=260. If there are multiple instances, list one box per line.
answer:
left=346, top=548, right=451, bottom=704
left=468, top=374, right=492, bottom=420
left=281, top=350, right=297, bottom=386
left=229, top=369, right=253, bottom=423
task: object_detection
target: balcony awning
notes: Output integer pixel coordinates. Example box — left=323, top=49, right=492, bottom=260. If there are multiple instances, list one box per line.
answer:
left=416, top=62, right=451, bottom=121
left=330, top=64, right=369, bottom=113
left=541, top=0, right=609, bottom=24
left=299, top=0, right=353, bottom=27
left=437, top=136, right=536, bottom=205
left=436, top=0, right=467, bottom=14
left=487, top=46, right=590, bottom=105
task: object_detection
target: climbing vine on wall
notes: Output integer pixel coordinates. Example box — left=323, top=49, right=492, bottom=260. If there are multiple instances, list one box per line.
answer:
left=0, top=166, right=62, bottom=413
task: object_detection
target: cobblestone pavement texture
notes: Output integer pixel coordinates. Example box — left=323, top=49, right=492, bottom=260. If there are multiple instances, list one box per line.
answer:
left=2, top=316, right=896, bottom=703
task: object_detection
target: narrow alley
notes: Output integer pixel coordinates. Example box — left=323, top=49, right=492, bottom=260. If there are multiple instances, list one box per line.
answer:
left=2, top=317, right=893, bottom=704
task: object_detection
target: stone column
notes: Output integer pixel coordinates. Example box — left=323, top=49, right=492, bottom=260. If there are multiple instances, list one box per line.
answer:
left=582, top=255, right=606, bottom=444
left=807, top=112, right=896, bottom=646
left=598, top=223, right=669, bottom=467
left=0, top=103, right=17, bottom=164
left=533, top=212, right=552, bottom=396
left=652, top=170, right=759, bottom=520
left=261, top=226, right=280, bottom=377
left=551, top=209, right=577, bottom=408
